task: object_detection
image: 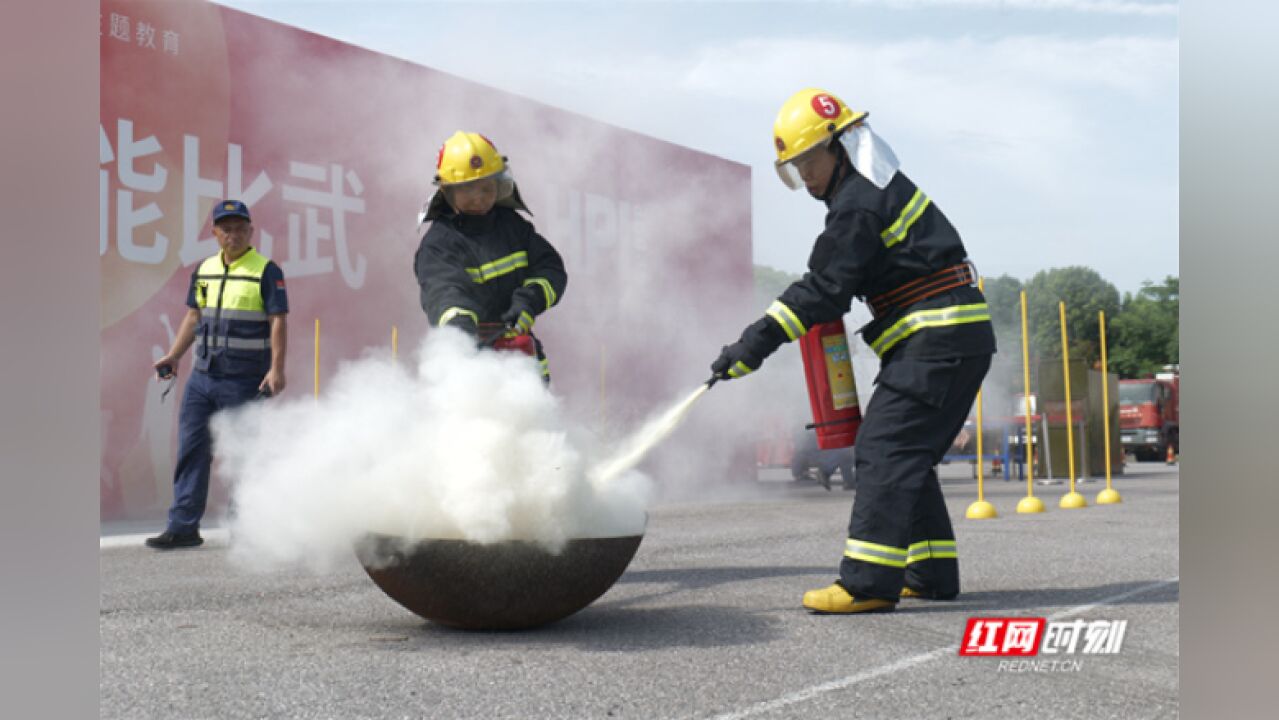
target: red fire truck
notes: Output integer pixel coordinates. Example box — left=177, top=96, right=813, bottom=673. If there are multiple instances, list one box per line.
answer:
left=1119, top=367, right=1179, bottom=462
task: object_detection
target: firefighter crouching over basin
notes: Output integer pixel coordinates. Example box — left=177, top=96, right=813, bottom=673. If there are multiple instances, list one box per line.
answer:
left=710, top=89, right=996, bottom=614
left=414, top=131, right=567, bottom=379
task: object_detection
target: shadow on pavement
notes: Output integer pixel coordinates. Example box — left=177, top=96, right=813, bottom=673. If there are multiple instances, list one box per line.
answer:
left=398, top=603, right=783, bottom=651
left=371, top=567, right=834, bottom=651
left=898, top=579, right=1179, bottom=615
left=604, top=565, right=831, bottom=607
left=617, top=565, right=832, bottom=589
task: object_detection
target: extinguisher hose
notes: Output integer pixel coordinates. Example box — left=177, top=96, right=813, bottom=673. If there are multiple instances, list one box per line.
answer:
left=806, top=418, right=852, bottom=430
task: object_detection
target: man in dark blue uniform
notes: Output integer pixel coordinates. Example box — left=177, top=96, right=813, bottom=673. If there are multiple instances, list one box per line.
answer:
left=146, top=200, right=289, bottom=549
left=711, top=89, right=996, bottom=613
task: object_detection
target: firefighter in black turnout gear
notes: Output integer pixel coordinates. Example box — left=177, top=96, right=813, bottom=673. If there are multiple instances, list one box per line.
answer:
left=711, top=89, right=996, bottom=614
left=415, top=131, right=566, bottom=381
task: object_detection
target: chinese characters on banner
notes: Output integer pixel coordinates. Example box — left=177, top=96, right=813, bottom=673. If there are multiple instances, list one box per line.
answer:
left=99, top=0, right=753, bottom=525
left=104, top=11, right=180, bottom=55
left=101, top=117, right=366, bottom=289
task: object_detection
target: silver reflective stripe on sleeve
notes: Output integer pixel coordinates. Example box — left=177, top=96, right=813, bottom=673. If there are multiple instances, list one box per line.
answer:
left=516, top=311, right=535, bottom=333
left=766, top=300, right=807, bottom=342
left=523, top=277, right=557, bottom=308
left=881, top=189, right=931, bottom=249
left=438, top=307, right=479, bottom=328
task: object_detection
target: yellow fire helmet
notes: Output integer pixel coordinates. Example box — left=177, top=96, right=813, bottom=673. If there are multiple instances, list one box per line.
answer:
left=773, top=88, right=868, bottom=190
left=435, top=130, right=507, bottom=185
left=419, top=131, right=529, bottom=224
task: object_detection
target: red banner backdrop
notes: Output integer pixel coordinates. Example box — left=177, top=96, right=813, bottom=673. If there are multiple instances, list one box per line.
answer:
left=100, top=0, right=753, bottom=523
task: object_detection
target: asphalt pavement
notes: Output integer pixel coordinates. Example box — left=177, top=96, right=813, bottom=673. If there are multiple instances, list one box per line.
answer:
left=101, top=461, right=1178, bottom=719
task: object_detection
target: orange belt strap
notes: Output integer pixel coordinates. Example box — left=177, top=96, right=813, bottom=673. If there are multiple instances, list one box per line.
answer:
left=868, top=263, right=977, bottom=319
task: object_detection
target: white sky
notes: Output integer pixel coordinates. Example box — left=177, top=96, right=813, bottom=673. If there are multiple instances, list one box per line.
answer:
left=216, top=0, right=1179, bottom=295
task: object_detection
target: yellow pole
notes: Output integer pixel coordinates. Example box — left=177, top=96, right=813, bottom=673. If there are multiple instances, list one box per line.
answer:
left=1059, top=301, right=1086, bottom=508
left=314, top=317, right=320, bottom=400
left=1097, top=311, right=1122, bottom=504
left=967, top=278, right=996, bottom=519
left=391, top=325, right=399, bottom=362
left=1017, top=290, right=1045, bottom=513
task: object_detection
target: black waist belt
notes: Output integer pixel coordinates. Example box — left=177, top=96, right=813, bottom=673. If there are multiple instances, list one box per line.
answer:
left=868, top=262, right=977, bottom=319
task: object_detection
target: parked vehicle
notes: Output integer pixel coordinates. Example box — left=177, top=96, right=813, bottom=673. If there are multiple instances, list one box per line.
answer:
left=1119, top=367, right=1179, bottom=462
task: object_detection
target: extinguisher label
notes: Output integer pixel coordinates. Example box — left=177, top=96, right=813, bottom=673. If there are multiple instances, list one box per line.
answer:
left=822, top=334, right=859, bottom=411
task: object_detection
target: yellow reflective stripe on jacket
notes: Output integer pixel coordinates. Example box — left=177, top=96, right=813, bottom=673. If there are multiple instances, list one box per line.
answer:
left=438, top=307, right=479, bottom=327
left=539, top=358, right=550, bottom=377
left=727, top=361, right=754, bottom=379
left=906, top=539, right=958, bottom=564
left=870, top=303, right=991, bottom=357
left=466, top=251, right=529, bottom=283
left=515, top=311, right=534, bottom=333
left=881, top=189, right=931, bottom=249
left=523, top=277, right=557, bottom=308
left=844, top=539, right=908, bottom=568
left=766, top=300, right=807, bottom=342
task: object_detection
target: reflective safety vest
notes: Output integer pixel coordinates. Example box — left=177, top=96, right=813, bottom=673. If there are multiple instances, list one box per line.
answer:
left=192, top=249, right=272, bottom=377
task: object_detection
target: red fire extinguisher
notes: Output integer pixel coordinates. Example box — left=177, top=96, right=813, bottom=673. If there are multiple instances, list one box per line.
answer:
left=477, top=323, right=537, bottom=357
left=799, top=320, right=862, bottom=450
left=493, top=334, right=536, bottom=356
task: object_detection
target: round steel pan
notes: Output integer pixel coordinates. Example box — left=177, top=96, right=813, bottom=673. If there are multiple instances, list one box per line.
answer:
left=357, top=534, right=643, bottom=630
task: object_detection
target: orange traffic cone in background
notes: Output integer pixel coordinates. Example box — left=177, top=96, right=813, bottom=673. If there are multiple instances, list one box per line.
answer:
left=1165, top=443, right=1177, bottom=465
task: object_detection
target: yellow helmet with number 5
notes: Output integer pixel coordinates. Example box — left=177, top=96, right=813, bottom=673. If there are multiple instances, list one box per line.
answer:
left=773, top=89, right=867, bottom=190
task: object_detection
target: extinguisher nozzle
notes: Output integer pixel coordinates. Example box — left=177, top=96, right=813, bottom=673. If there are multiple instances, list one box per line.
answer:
left=705, top=375, right=721, bottom=389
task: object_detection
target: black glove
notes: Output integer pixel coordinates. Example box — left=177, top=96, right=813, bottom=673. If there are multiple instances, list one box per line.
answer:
left=443, top=313, right=478, bottom=335
left=711, top=342, right=764, bottom=380
left=710, top=316, right=788, bottom=381
left=501, top=288, right=540, bottom=334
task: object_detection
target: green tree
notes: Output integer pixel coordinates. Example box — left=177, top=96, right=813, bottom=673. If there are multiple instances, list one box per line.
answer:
left=1024, top=267, right=1121, bottom=367
left=1109, top=276, right=1179, bottom=377
left=753, top=264, right=802, bottom=309
left=979, top=274, right=1024, bottom=352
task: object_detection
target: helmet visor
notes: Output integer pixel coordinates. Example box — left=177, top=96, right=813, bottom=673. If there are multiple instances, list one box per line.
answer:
left=774, top=142, right=830, bottom=191
left=775, top=161, right=804, bottom=191
left=493, top=168, right=514, bottom=202
left=438, top=168, right=514, bottom=198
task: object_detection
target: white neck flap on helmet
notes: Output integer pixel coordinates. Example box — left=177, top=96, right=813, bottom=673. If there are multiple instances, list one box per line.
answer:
left=839, top=122, right=900, bottom=191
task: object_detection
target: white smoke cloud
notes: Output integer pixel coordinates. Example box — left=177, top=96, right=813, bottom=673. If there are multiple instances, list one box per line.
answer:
left=212, top=329, right=652, bottom=572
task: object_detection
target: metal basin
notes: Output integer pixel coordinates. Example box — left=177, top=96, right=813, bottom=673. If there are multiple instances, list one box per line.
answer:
left=357, top=534, right=643, bottom=630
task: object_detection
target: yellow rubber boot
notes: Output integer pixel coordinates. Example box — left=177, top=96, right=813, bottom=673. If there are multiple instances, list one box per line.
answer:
left=802, top=583, right=897, bottom=614
left=900, top=586, right=957, bottom=600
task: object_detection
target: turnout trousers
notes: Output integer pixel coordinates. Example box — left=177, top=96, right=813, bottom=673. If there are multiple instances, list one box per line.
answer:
left=167, top=370, right=262, bottom=534
left=839, top=353, right=992, bottom=601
